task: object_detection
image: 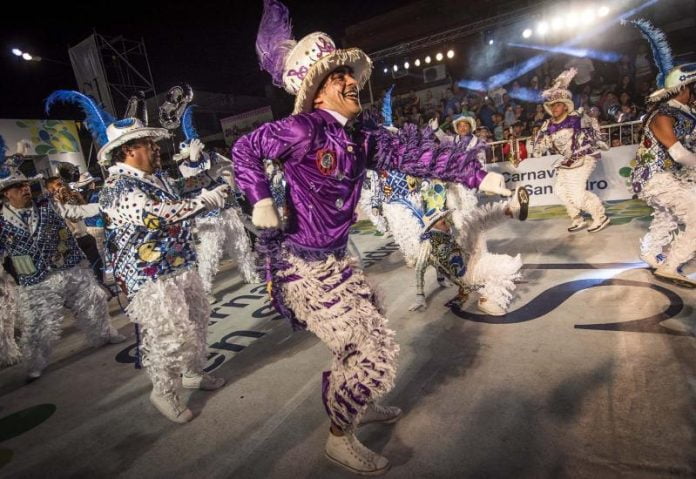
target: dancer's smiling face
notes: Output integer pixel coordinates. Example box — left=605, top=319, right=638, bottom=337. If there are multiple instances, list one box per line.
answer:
left=549, top=102, right=568, bottom=121
left=313, top=66, right=362, bottom=120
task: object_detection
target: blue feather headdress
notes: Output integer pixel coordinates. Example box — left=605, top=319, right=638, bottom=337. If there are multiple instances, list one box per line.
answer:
left=45, top=90, right=115, bottom=146
left=181, top=106, right=199, bottom=142
left=381, top=85, right=395, bottom=127
left=625, top=19, right=674, bottom=88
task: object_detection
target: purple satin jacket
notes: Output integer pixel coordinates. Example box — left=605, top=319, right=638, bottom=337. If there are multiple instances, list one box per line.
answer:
left=233, top=109, right=486, bottom=252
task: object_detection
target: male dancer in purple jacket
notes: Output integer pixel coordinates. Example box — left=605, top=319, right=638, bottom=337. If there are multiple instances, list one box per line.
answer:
left=233, top=0, right=515, bottom=474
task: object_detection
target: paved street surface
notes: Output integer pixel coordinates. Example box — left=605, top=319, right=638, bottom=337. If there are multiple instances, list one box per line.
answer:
left=1, top=200, right=695, bottom=478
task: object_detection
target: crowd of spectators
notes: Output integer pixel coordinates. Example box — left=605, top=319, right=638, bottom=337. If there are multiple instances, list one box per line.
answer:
left=368, top=51, right=656, bottom=153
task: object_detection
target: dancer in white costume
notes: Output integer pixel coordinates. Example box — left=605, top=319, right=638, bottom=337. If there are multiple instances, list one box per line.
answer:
left=530, top=68, right=610, bottom=233
left=626, top=19, right=696, bottom=287
left=0, top=136, right=125, bottom=380
left=410, top=178, right=527, bottom=316
left=47, top=90, right=230, bottom=422
left=175, top=106, right=260, bottom=294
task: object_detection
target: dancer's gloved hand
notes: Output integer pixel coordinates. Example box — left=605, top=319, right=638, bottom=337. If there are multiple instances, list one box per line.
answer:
left=372, top=207, right=381, bottom=217
left=189, top=139, right=204, bottom=164
left=428, top=117, right=439, bottom=131
left=251, top=197, right=280, bottom=229
left=478, top=172, right=511, bottom=196
left=408, top=294, right=427, bottom=311
left=198, top=185, right=229, bottom=210
left=668, top=141, right=696, bottom=167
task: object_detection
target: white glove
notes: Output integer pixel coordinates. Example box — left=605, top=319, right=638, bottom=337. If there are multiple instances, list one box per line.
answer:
left=198, top=185, right=229, bottom=210
left=428, top=117, right=439, bottom=131
left=372, top=207, right=381, bottom=217
left=478, top=172, right=512, bottom=196
left=251, top=197, right=280, bottom=229
left=409, top=294, right=427, bottom=311
left=668, top=141, right=696, bottom=167
left=189, top=139, right=204, bottom=164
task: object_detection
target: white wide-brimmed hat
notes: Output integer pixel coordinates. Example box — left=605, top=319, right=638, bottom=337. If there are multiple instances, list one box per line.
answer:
left=542, top=68, right=576, bottom=116
left=70, top=170, right=102, bottom=190
left=45, top=90, right=169, bottom=166
left=256, top=0, right=372, bottom=115
left=451, top=114, right=477, bottom=134
left=0, top=137, right=42, bottom=192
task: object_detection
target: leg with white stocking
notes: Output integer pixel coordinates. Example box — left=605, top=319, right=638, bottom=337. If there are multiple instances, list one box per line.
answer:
left=221, top=208, right=261, bottom=284
left=63, top=266, right=122, bottom=346
left=18, top=275, right=65, bottom=379
left=181, top=271, right=225, bottom=390
left=195, top=219, right=226, bottom=295
left=644, top=174, right=696, bottom=287
left=127, top=273, right=204, bottom=422
left=554, top=168, right=583, bottom=229
left=640, top=202, right=678, bottom=268
left=0, top=277, right=21, bottom=367
left=278, top=253, right=398, bottom=475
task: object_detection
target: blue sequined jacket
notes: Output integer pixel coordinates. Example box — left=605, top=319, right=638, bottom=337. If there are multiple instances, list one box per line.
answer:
left=0, top=197, right=85, bottom=286
left=99, top=163, right=217, bottom=297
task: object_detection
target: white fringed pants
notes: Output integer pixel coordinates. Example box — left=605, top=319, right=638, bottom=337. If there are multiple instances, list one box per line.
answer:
left=195, top=208, right=259, bottom=294
left=18, top=265, right=114, bottom=373
left=0, top=276, right=21, bottom=366
left=277, top=252, right=399, bottom=432
left=126, top=269, right=210, bottom=396
left=640, top=172, right=696, bottom=270
left=555, top=157, right=606, bottom=222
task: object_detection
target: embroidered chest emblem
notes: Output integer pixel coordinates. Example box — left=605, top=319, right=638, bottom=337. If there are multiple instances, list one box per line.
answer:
left=315, top=149, right=337, bottom=176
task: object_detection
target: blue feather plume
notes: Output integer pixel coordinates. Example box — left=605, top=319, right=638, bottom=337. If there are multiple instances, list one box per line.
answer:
left=181, top=106, right=199, bottom=142
left=627, top=19, right=674, bottom=88
left=381, top=85, right=395, bottom=127
left=45, top=90, right=115, bottom=146
left=0, top=135, right=6, bottom=166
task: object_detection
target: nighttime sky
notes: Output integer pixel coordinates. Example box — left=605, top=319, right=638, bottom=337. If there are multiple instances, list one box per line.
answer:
left=0, top=0, right=406, bottom=119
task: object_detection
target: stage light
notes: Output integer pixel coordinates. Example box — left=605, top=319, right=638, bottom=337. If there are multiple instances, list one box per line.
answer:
left=537, top=21, right=549, bottom=36
left=488, top=39, right=494, bottom=45
left=22, top=53, right=32, bottom=61
left=581, top=9, right=595, bottom=24
left=425, top=55, right=431, bottom=64
left=551, top=17, right=563, bottom=31
left=393, top=64, right=398, bottom=72
left=598, top=5, right=610, bottom=17
left=565, top=14, right=578, bottom=29
left=11, top=48, right=22, bottom=56
left=446, top=50, right=454, bottom=59
left=383, top=67, right=388, bottom=74
left=522, top=28, right=533, bottom=39
left=404, top=61, right=410, bottom=69
left=435, top=52, right=443, bottom=61
left=414, top=58, right=421, bottom=67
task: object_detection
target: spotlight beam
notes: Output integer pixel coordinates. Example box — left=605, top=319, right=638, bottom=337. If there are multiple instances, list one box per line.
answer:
left=507, top=42, right=623, bottom=62
left=458, top=0, right=660, bottom=91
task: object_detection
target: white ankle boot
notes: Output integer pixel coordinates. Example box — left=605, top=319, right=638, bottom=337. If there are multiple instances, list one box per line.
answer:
left=654, top=266, right=696, bottom=288
left=182, top=372, right=226, bottom=390
left=477, top=297, right=507, bottom=316
left=360, top=403, right=402, bottom=426
left=325, top=432, right=390, bottom=476
left=149, top=391, right=193, bottom=423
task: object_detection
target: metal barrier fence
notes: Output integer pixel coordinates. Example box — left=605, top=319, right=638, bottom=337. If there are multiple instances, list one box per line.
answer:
left=483, top=120, right=642, bottom=164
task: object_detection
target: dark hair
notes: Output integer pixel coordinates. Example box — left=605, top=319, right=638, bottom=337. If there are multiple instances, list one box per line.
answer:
left=45, top=176, right=63, bottom=187
left=111, top=138, right=151, bottom=163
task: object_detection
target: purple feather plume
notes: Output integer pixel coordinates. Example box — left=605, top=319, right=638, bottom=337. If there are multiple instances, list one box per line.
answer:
left=256, top=0, right=296, bottom=87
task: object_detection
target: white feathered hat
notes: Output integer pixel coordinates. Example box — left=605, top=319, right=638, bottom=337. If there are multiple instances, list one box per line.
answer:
left=542, top=68, right=576, bottom=116
left=256, top=0, right=372, bottom=115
